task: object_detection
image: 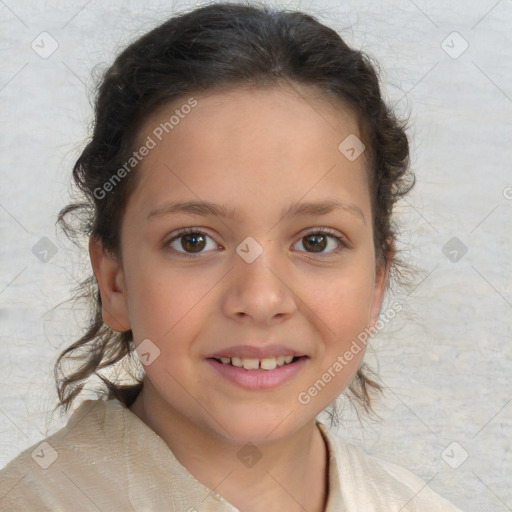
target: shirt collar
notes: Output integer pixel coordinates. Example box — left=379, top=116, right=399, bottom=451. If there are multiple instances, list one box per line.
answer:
left=103, top=399, right=343, bottom=510
left=317, top=421, right=344, bottom=511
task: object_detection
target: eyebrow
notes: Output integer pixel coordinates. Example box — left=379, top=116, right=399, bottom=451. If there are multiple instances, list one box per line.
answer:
left=147, top=198, right=365, bottom=224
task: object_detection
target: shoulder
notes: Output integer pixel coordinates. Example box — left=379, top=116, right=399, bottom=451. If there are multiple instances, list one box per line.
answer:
left=318, top=422, right=464, bottom=512
left=0, top=399, right=130, bottom=511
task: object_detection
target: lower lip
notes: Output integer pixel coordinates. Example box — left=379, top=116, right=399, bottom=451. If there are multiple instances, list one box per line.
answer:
left=206, top=357, right=307, bottom=390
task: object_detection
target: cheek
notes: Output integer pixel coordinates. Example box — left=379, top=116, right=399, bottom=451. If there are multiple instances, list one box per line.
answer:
left=124, top=258, right=218, bottom=345
left=308, top=266, right=375, bottom=341
left=303, top=271, right=375, bottom=402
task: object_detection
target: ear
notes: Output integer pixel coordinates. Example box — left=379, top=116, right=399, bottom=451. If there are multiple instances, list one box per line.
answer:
left=369, top=241, right=394, bottom=326
left=89, top=236, right=131, bottom=332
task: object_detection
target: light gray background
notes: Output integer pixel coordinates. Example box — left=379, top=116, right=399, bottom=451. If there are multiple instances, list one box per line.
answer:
left=1, top=1, right=511, bottom=511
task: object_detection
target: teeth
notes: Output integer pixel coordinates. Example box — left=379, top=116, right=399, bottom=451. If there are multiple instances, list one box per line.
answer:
left=216, top=356, right=298, bottom=370
left=242, top=358, right=259, bottom=370
left=260, top=358, right=277, bottom=370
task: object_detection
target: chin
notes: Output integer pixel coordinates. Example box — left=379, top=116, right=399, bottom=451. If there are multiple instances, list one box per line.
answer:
left=204, top=401, right=317, bottom=446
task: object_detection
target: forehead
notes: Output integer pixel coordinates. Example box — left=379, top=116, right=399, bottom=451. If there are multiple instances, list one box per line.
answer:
left=128, top=84, right=371, bottom=221
left=139, top=82, right=361, bottom=134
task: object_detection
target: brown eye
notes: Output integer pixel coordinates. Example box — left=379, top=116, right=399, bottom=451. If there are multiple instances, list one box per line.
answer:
left=302, top=233, right=327, bottom=252
left=167, top=229, right=218, bottom=256
left=180, top=233, right=206, bottom=253
left=293, top=230, right=344, bottom=255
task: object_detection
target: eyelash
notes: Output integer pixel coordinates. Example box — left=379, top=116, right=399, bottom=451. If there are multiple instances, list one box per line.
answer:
left=165, top=227, right=347, bottom=258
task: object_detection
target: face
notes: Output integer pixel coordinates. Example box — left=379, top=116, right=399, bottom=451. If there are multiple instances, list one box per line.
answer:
left=93, top=84, right=389, bottom=445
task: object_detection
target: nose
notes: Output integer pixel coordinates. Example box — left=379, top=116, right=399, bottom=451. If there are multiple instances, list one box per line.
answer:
left=221, top=242, right=297, bottom=325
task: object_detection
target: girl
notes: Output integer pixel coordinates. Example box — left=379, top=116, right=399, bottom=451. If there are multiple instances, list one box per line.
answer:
left=0, top=2, right=464, bottom=511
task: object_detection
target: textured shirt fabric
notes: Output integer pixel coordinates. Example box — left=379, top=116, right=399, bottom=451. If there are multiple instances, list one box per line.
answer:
left=0, top=398, right=463, bottom=511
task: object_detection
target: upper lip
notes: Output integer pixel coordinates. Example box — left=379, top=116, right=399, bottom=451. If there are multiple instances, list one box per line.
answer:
left=207, top=344, right=307, bottom=360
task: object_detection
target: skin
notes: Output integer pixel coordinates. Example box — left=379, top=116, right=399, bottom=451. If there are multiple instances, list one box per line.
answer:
left=90, top=83, right=390, bottom=512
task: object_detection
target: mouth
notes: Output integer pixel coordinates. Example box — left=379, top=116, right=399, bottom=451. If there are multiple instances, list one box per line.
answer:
left=209, top=355, right=303, bottom=371
left=205, top=354, right=308, bottom=390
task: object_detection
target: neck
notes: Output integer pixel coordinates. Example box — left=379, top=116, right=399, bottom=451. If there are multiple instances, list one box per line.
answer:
left=128, top=381, right=328, bottom=512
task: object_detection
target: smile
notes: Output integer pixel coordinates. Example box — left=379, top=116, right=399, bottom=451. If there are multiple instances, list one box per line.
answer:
left=213, top=355, right=297, bottom=370
left=206, top=355, right=308, bottom=390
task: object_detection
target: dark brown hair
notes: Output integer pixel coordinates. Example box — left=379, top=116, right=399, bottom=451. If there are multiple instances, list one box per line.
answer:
left=54, top=1, right=413, bottom=417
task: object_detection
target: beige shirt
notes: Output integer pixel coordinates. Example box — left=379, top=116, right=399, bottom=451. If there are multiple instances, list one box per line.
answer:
left=0, top=399, right=463, bottom=511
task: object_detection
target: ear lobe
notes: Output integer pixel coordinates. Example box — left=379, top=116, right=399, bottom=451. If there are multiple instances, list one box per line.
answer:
left=88, top=236, right=131, bottom=332
left=369, top=242, right=394, bottom=326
